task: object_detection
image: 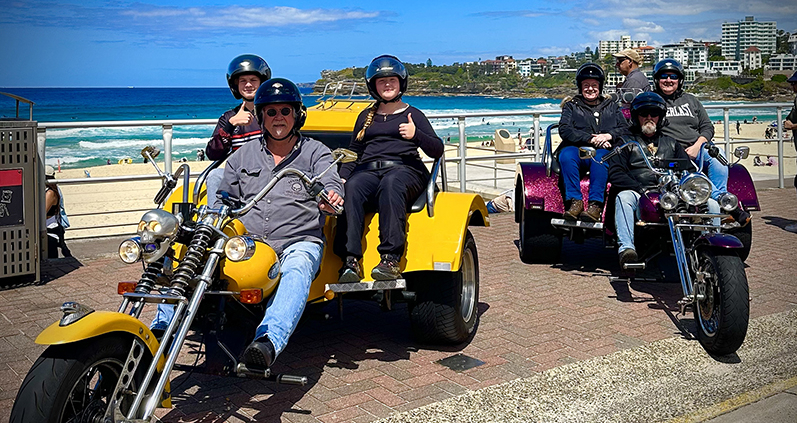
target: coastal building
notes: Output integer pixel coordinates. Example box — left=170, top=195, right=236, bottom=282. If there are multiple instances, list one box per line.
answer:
left=766, top=54, right=797, bottom=71
left=637, top=46, right=657, bottom=64
left=789, top=32, right=797, bottom=55
left=480, top=55, right=517, bottom=75
left=742, top=46, right=762, bottom=70
left=598, top=35, right=647, bottom=58
left=721, top=16, right=776, bottom=60
left=517, top=59, right=546, bottom=78
left=657, top=39, right=709, bottom=70
left=606, top=70, right=653, bottom=89
left=709, top=61, right=743, bottom=76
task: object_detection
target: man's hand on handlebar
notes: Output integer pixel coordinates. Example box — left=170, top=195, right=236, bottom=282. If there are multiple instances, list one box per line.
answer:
left=318, top=189, right=343, bottom=214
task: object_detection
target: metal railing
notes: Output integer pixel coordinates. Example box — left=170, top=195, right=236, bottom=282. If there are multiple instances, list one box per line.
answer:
left=36, top=102, right=794, bottom=237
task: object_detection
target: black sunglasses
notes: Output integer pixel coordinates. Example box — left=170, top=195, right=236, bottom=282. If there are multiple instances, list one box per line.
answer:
left=638, top=110, right=663, bottom=118
left=265, top=107, right=293, bottom=117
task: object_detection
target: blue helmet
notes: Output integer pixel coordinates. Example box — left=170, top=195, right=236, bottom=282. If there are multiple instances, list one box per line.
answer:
left=365, top=55, right=409, bottom=102
left=787, top=71, right=797, bottom=83
left=226, top=54, right=271, bottom=100
left=253, top=78, right=307, bottom=137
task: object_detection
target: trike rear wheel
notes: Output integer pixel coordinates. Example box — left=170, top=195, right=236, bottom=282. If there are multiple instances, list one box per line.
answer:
left=519, top=208, right=562, bottom=264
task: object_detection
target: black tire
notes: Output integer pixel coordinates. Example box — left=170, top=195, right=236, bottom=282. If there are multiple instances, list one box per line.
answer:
left=519, top=208, right=562, bottom=264
left=725, top=222, right=752, bottom=262
left=10, top=335, right=145, bottom=423
left=408, top=231, right=479, bottom=344
left=693, top=250, right=750, bottom=356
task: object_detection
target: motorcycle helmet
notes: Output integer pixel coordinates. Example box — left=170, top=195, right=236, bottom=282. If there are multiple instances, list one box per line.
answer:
left=653, top=58, right=685, bottom=96
left=227, top=54, right=271, bottom=99
left=253, top=78, right=307, bottom=140
left=630, top=92, right=667, bottom=131
left=575, top=62, right=605, bottom=94
left=365, top=55, right=409, bottom=102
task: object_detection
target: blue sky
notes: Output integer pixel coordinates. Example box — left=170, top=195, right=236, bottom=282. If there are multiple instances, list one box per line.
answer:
left=1, top=0, right=795, bottom=87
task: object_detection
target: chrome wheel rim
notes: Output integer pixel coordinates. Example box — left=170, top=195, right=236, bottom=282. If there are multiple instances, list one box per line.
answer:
left=697, top=260, right=720, bottom=337
left=460, top=246, right=477, bottom=323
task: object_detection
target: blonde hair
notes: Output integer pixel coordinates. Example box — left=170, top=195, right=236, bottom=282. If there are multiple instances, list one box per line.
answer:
left=355, top=102, right=380, bottom=142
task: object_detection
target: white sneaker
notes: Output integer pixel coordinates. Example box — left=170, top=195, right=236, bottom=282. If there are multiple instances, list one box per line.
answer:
left=785, top=223, right=797, bottom=233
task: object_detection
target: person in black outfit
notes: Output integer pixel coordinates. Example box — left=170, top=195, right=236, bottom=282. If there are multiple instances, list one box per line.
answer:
left=334, top=55, right=444, bottom=282
left=558, top=62, right=628, bottom=222
left=608, top=92, right=690, bottom=266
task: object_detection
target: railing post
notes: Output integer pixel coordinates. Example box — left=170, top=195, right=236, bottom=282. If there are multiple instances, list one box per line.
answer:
left=163, top=124, right=173, bottom=174
left=776, top=107, right=784, bottom=189
left=723, top=108, right=730, bottom=155
left=458, top=116, right=467, bottom=193
left=533, top=114, right=541, bottom=160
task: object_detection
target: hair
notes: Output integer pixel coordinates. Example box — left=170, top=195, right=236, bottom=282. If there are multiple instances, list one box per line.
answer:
left=355, top=101, right=380, bottom=142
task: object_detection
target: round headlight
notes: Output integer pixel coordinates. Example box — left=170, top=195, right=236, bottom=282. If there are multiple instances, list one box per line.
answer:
left=718, top=192, right=739, bottom=212
left=224, top=236, right=256, bottom=262
left=678, top=173, right=712, bottom=206
left=660, top=192, right=679, bottom=210
left=119, top=238, right=142, bottom=264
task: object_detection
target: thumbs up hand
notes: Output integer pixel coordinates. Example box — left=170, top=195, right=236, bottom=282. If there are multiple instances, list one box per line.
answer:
left=229, top=102, right=254, bottom=126
left=399, top=113, right=416, bottom=140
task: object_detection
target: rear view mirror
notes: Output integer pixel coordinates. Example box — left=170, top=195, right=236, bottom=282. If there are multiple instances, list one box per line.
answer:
left=579, top=146, right=597, bottom=160
left=141, top=146, right=161, bottom=160
left=332, top=148, right=358, bottom=164
left=733, top=146, right=750, bottom=160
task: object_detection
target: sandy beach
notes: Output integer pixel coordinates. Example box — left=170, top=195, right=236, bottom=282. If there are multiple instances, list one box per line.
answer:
left=51, top=123, right=796, bottom=241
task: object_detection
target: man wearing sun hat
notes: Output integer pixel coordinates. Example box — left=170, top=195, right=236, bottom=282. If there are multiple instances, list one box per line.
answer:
left=613, top=48, right=651, bottom=119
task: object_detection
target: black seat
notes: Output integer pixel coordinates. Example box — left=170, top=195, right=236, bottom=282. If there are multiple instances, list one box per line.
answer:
left=408, top=156, right=443, bottom=216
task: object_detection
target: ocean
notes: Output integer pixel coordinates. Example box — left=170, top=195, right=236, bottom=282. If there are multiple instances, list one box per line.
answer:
left=0, top=88, right=783, bottom=169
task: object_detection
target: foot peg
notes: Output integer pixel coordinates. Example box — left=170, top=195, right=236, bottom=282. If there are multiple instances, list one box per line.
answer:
left=622, top=262, right=646, bottom=270
left=235, top=363, right=308, bottom=386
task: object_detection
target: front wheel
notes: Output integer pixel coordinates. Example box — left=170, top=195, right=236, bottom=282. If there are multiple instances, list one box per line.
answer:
left=519, top=208, right=562, bottom=264
left=10, top=335, right=144, bottom=423
left=408, top=231, right=479, bottom=344
left=693, top=250, right=750, bottom=356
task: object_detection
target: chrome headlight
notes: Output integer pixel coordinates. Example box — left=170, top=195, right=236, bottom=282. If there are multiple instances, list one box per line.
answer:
left=660, top=192, right=679, bottom=211
left=224, top=236, right=256, bottom=262
left=678, top=173, right=712, bottom=206
left=119, top=237, right=143, bottom=264
left=718, top=192, right=739, bottom=212
left=137, top=209, right=180, bottom=244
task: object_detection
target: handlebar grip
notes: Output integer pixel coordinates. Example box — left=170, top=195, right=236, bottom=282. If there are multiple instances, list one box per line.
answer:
left=272, top=374, right=308, bottom=386
left=153, top=182, right=174, bottom=205
left=318, top=189, right=344, bottom=215
left=705, top=143, right=728, bottom=166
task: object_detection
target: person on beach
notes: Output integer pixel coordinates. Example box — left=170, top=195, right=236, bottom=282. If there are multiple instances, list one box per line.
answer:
left=152, top=78, right=343, bottom=372
left=557, top=62, right=628, bottom=222
left=612, top=48, right=650, bottom=119
left=333, top=55, right=443, bottom=282
left=736, top=121, right=741, bottom=135
left=204, top=54, right=271, bottom=201
left=652, top=58, right=750, bottom=227
left=44, top=165, right=72, bottom=258
left=608, top=93, right=699, bottom=267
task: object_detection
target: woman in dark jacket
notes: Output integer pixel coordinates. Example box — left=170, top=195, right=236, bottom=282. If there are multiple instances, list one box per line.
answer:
left=333, top=55, right=444, bottom=282
left=557, top=62, right=628, bottom=222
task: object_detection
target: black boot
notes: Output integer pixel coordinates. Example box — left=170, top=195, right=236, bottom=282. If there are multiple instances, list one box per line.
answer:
left=728, top=207, right=751, bottom=227
left=242, top=335, right=275, bottom=370
left=371, top=254, right=401, bottom=280
left=338, top=256, right=363, bottom=283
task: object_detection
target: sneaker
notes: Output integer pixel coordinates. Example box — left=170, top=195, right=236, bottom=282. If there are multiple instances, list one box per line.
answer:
left=727, top=208, right=751, bottom=228
left=579, top=201, right=604, bottom=223
left=242, top=335, right=275, bottom=370
left=371, top=254, right=401, bottom=280
left=563, top=200, right=584, bottom=221
left=618, top=248, right=638, bottom=267
left=338, top=256, right=363, bottom=283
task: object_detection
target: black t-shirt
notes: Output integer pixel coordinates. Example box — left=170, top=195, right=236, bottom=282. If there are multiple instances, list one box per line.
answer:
left=339, top=106, right=444, bottom=179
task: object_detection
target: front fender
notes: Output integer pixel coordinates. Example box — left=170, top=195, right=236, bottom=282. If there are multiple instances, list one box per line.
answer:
left=36, top=310, right=172, bottom=407
left=694, top=232, right=744, bottom=249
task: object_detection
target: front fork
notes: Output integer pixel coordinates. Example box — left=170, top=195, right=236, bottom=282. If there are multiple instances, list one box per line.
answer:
left=667, top=215, right=716, bottom=315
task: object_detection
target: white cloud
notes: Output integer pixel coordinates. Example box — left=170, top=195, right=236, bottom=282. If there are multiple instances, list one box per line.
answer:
left=196, top=6, right=380, bottom=28
left=622, top=18, right=664, bottom=33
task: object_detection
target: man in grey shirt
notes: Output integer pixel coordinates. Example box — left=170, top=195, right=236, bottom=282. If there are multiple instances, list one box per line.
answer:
left=613, top=48, right=651, bottom=119
left=217, top=78, right=343, bottom=371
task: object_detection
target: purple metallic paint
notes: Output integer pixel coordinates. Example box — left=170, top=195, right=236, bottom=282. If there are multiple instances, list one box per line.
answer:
left=639, top=192, right=664, bottom=223
left=695, top=232, right=744, bottom=249
left=516, top=163, right=611, bottom=215
left=728, top=165, right=760, bottom=211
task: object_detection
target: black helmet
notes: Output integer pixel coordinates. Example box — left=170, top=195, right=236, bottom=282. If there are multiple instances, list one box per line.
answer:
left=653, top=58, right=685, bottom=95
left=630, top=92, right=667, bottom=131
left=365, top=55, right=408, bottom=102
left=787, top=70, right=797, bottom=83
left=253, top=78, right=307, bottom=139
left=575, top=62, right=605, bottom=94
left=227, top=54, right=271, bottom=99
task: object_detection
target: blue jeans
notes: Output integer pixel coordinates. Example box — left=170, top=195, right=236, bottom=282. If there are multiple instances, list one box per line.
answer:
left=151, top=240, right=323, bottom=358
left=559, top=146, right=609, bottom=202
left=205, top=168, right=224, bottom=206
left=694, top=145, right=728, bottom=201
left=615, top=190, right=720, bottom=253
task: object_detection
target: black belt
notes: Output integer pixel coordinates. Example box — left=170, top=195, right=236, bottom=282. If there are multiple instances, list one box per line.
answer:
left=354, top=160, right=406, bottom=172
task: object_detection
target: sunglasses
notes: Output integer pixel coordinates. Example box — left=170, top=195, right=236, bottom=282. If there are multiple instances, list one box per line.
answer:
left=659, top=73, right=680, bottom=80
left=265, top=107, right=293, bottom=117
left=638, top=111, right=663, bottom=118
left=616, top=57, right=629, bottom=63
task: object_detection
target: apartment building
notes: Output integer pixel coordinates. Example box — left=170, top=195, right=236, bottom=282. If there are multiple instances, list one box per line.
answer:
left=766, top=54, right=797, bottom=71
left=598, top=35, right=647, bottom=57
left=721, top=16, right=776, bottom=60
left=657, top=39, right=709, bottom=69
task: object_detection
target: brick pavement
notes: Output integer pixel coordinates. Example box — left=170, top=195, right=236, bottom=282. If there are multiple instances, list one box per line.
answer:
left=1, top=188, right=795, bottom=423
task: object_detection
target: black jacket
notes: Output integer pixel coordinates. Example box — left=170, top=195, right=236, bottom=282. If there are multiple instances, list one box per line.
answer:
left=558, top=95, right=629, bottom=152
left=608, top=131, right=689, bottom=195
